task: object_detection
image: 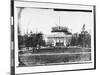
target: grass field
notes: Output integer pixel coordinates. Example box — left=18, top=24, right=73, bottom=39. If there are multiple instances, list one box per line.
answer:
left=18, top=47, right=91, bottom=67
left=19, top=47, right=91, bottom=54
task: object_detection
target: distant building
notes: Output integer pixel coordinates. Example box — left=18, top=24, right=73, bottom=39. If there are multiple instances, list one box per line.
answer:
left=44, top=26, right=72, bottom=47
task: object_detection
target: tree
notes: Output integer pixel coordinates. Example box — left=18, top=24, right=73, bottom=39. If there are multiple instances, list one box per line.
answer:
left=70, top=33, right=79, bottom=46
left=35, top=32, right=46, bottom=48
left=78, top=24, right=91, bottom=48
left=24, top=32, right=46, bottom=49
left=70, top=24, right=91, bottom=48
left=18, top=35, right=24, bottom=49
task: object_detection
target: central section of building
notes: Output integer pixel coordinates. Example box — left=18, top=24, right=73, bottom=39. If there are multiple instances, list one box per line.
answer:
left=44, top=26, right=72, bottom=47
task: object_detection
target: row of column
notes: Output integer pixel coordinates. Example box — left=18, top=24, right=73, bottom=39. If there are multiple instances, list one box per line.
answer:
left=53, top=37, right=67, bottom=46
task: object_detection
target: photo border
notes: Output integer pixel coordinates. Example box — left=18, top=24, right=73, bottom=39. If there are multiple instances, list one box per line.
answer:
left=10, top=0, right=96, bottom=75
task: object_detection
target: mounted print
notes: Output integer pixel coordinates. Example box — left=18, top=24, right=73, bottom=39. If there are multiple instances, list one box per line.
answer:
left=11, top=0, right=96, bottom=75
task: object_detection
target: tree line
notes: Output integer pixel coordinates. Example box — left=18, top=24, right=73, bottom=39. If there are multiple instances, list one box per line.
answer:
left=70, top=32, right=91, bottom=48
left=18, top=32, right=45, bottom=50
left=18, top=24, right=91, bottom=49
left=70, top=25, right=91, bottom=48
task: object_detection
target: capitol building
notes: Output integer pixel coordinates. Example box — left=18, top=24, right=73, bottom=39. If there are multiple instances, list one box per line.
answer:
left=44, top=26, right=72, bottom=47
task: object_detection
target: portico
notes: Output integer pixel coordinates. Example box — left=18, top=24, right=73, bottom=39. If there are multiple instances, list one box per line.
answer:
left=44, top=26, right=72, bottom=47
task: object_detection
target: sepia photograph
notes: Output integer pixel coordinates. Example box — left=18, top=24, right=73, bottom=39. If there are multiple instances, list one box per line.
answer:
left=12, top=0, right=96, bottom=74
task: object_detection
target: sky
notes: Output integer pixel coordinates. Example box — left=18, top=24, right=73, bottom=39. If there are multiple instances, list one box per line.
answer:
left=17, top=7, right=93, bottom=35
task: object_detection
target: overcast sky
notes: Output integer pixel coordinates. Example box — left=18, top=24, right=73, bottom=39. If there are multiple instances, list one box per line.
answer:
left=17, top=8, right=93, bottom=35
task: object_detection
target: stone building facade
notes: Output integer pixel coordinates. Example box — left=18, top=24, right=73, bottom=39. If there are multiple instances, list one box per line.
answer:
left=44, top=26, right=72, bottom=47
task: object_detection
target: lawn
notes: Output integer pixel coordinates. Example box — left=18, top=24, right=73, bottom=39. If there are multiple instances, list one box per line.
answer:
left=19, top=47, right=91, bottom=54
left=18, top=47, right=91, bottom=67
